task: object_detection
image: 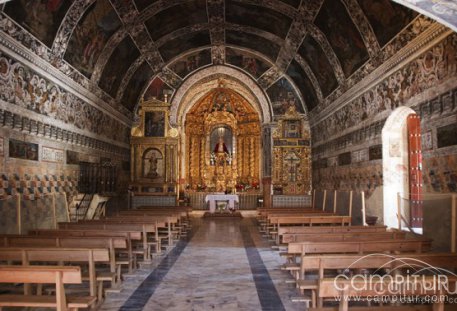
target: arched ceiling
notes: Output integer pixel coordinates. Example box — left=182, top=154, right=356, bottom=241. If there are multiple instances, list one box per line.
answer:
left=1, top=0, right=450, bottom=120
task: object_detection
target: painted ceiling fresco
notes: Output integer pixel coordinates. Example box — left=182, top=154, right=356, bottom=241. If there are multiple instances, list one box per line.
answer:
left=0, top=0, right=435, bottom=115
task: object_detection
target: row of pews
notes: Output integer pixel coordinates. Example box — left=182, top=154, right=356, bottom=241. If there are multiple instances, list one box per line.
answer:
left=0, top=205, right=192, bottom=311
left=258, top=207, right=457, bottom=311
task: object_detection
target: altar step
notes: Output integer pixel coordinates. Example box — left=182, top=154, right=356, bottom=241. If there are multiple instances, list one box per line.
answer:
left=203, top=211, right=243, bottom=218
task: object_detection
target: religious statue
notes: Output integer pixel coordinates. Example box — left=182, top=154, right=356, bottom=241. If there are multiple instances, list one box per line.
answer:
left=146, top=152, right=158, bottom=178
left=214, top=135, right=228, bottom=153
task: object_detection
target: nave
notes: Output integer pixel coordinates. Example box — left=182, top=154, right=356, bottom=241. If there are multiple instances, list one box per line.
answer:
left=99, top=217, right=298, bottom=311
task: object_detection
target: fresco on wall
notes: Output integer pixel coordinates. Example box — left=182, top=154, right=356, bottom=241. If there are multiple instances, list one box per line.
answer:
left=267, top=77, right=304, bottom=115
left=437, top=123, right=457, bottom=148
left=169, top=49, right=212, bottom=78
left=9, top=139, right=38, bottom=161
left=226, top=47, right=271, bottom=79
left=0, top=53, right=129, bottom=143
left=134, top=0, right=159, bottom=12
left=357, top=0, right=417, bottom=47
left=226, top=30, right=281, bottom=62
left=158, top=31, right=211, bottom=62
left=121, top=62, right=153, bottom=111
left=315, top=0, right=369, bottom=77
left=423, top=155, right=457, bottom=193
left=286, top=60, right=318, bottom=111
left=144, top=0, right=207, bottom=41
left=99, top=36, right=140, bottom=98
left=143, top=77, right=174, bottom=103
left=298, top=36, right=338, bottom=97
left=4, top=0, right=72, bottom=47
left=225, top=0, right=292, bottom=39
left=313, top=34, right=457, bottom=144
left=64, top=0, right=122, bottom=78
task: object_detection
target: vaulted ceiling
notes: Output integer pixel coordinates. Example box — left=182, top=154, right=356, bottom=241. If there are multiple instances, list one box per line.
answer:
left=2, top=0, right=451, bottom=120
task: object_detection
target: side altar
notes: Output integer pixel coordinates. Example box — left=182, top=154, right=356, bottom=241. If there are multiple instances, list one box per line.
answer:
left=129, top=98, right=179, bottom=203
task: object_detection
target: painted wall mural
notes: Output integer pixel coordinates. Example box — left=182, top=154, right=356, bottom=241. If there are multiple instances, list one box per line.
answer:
left=143, top=77, right=174, bottom=103
left=315, top=0, right=369, bottom=77
left=3, top=0, right=72, bottom=47
left=226, top=30, right=281, bottom=62
left=64, top=0, right=122, bottom=78
left=168, top=49, right=212, bottom=79
left=99, top=36, right=140, bottom=98
left=297, top=36, right=338, bottom=97
left=357, top=0, right=417, bottom=47
left=0, top=52, right=129, bottom=143
left=121, top=62, right=153, bottom=111
left=313, top=34, right=457, bottom=144
left=286, top=60, right=318, bottom=110
left=225, top=47, right=271, bottom=79
left=423, top=154, right=457, bottom=193
left=158, top=30, right=211, bottom=62
left=267, top=77, right=304, bottom=116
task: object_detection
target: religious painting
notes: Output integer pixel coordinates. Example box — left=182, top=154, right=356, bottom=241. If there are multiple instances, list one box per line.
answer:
left=134, top=0, right=159, bottom=12
left=143, top=77, right=174, bottom=102
left=158, top=31, right=211, bottom=62
left=4, top=0, right=72, bottom=47
left=66, top=150, right=79, bottom=165
left=144, top=111, right=165, bottom=137
left=226, top=30, right=281, bottom=62
left=225, top=1, right=292, bottom=39
left=283, top=120, right=302, bottom=138
left=437, top=123, right=457, bottom=148
left=169, top=49, right=212, bottom=79
left=338, top=152, right=352, bottom=166
left=284, top=152, right=300, bottom=182
left=143, top=148, right=163, bottom=180
left=369, top=145, right=383, bottom=160
left=286, top=60, right=318, bottom=111
left=41, top=146, right=64, bottom=163
left=422, top=130, right=433, bottom=151
left=121, top=62, right=153, bottom=111
left=99, top=36, right=140, bottom=98
left=298, top=36, right=338, bottom=97
left=267, top=77, right=304, bottom=115
left=225, top=47, right=271, bottom=79
left=144, top=0, right=207, bottom=41
left=9, top=139, right=38, bottom=161
left=358, top=0, right=417, bottom=47
left=64, top=0, right=122, bottom=78
left=315, top=0, right=369, bottom=77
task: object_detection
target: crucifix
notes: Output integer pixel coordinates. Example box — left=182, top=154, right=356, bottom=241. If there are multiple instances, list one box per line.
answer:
left=284, top=152, right=300, bottom=182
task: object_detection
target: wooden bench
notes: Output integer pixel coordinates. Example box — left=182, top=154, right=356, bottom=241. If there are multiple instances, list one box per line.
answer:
left=0, top=247, right=110, bottom=302
left=58, top=222, right=162, bottom=261
left=0, top=265, right=96, bottom=311
left=0, top=235, right=127, bottom=287
left=297, top=253, right=457, bottom=308
left=281, top=230, right=406, bottom=244
left=312, top=276, right=456, bottom=311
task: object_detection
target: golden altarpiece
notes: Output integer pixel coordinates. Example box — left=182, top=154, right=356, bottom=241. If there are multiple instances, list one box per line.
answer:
left=185, top=87, right=261, bottom=192
left=130, top=99, right=179, bottom=194
left=272, top=106, right=311, bottom=194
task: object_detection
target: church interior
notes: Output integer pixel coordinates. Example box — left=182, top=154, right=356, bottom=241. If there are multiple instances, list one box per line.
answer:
left=0, top=0, right=457, bottom=310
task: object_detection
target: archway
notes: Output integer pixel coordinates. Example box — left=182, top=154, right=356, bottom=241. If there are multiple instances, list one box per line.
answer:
left=382, top=106, right=423, bottom=229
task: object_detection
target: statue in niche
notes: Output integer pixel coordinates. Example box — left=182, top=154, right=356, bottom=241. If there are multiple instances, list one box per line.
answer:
left=143, top=149, right=163, bottom=179
left=214, top=135, right=228, bottom=153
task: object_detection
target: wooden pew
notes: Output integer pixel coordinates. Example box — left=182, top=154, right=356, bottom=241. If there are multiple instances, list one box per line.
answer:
left=297, top=253, right=457, bottom=308
left=0, top=248, right=110, bottom=302
left=0, top=265, right=96, bottom=311
left=58, top=222, right=162, bottom=261
left=281, top=230, right=406, bottom=244
left=28, top=229, right=140, bottom=272
left=312, top=276, right=456, bottom=311
left=0, top=235, right=127, bottom=286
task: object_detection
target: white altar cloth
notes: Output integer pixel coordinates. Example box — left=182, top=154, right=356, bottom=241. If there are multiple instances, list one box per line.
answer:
left=205, top=194, right=239, bottom=213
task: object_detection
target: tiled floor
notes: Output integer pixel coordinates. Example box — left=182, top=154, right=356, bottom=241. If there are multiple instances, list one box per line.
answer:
left=99, top=217, right=302, bottom=311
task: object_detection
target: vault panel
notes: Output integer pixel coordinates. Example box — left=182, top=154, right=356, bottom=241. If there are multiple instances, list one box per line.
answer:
left=287, top=60, right=319, bottom=111
left=122, top=62, right=153, bottom=111
left=158, top=30, right=211, bottom=63
left=226, top=30, right=281, bottom=62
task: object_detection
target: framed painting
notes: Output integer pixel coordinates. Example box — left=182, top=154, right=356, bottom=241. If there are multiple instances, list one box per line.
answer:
left=9, top=139, right=38, bottom=161
left=144, top=111, right=165, bottom=137
left=283, top=120, right=302, bottom=139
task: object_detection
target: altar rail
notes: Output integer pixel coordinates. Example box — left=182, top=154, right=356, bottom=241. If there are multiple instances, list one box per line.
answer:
left=272, top=195, right=312, bottom=207
left=131, top=194, right=177, bottom=209
left=188, top=192, right=261, bottom=210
